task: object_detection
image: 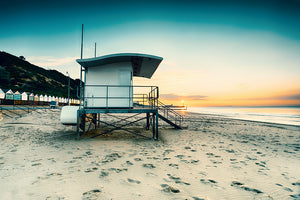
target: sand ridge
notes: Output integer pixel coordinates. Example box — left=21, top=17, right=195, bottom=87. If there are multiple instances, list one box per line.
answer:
left=0, top=110, right=299, bottom=199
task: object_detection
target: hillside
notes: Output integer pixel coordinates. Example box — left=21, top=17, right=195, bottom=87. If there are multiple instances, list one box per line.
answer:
left=0, top=51, right=81, bottom=98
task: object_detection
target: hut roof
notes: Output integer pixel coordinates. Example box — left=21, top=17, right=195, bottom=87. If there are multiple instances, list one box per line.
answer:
left=4, top=89, right=13, bottom=94
left=76, top=53, right=163, bottom=79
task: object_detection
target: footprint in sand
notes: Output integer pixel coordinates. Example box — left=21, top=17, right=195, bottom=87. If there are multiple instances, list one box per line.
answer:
left=82, top=189, right=101, bottom=200
left=231, top=181, right=263, bottom=194
left=167, top=174, right=190, bottom=185
left=45, top=195, right=65, bottom=199
left=99, top=170, right=109, bottom=177
left=175, top=155, right=185, bottom=159
left=84, top=167, right=98, bottom=173
left=175, top=180, right=190, bottom=185
left=31, top=163, right=42, bottom=166
left=226, top=149, right=235, bottom=153
left=127, top=178, right=141, bottom=184
left=108, top=168, right=128, bottom=173
left=101, top=152, right=122, bottom=164
left=206, top=152, right=214, bottom=156
left=160, top=184, right=180, bottom=193
left=167, top=174, right=180, bottom=180
left=192, top=197, right=205, bottom=200
left=162, top=149, right=174, bottom=156
left=169, top=163, right=179, bottom=169
left=32, top=172, right=63, bottom=185
left=143, top=164, right=156, bottom=169
left=200, top=178, right=218, bottom=185
left=126, top=160, right=133, bottom=165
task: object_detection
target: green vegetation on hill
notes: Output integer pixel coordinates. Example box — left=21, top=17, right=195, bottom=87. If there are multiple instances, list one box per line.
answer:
left=0, top=51, right=81, bottom=98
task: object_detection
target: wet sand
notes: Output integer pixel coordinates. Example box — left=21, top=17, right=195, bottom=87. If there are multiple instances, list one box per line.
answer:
left=0, top=110, right=299, bottom=199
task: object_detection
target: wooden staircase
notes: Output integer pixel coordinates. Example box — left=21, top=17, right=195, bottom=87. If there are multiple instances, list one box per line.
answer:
left=149, top=98, right=184, bottom=129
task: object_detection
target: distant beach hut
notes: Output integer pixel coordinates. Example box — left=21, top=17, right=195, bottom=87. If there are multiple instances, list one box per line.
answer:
left=13, top=91, right=21, bottom=100
left=34, top=94, right=39, bottom=102
left=58, top=97, right=62, bottom=103
left=29, top=93, right=34, bottom=101
left=5, top=89, right=14, bottom=100
left=0, top=88, right=5, bottom=104
left=43, top=95, right=48, bottom=102
left=0, top=88, right=5, bottom=99
left=39, top=94, right=44, bottom=102
left=21, top=92, right=28, bottom=101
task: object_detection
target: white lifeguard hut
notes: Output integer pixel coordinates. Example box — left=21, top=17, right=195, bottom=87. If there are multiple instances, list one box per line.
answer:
left=59, top=25, right=184, bottom=139
left=60, top=52, right=184, bottom=139
left=77, top=53, right=162, bottom=108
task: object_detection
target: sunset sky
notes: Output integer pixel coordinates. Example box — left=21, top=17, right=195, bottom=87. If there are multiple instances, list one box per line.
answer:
left=1, top=0, right=300, bottom=107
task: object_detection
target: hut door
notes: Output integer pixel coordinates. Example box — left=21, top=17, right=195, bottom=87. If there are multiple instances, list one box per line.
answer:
left=119, top=70, right=133, bottom=107
left=119, top=70, right=131, bottom=85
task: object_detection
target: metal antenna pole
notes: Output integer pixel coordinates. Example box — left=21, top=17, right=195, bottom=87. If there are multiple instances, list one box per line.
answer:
left=67, top=72, right=70, bottom=105
left=80, top=24, right=84, bottom=104
left=81, top=24, right=84, bottom=60
left=95, top=42, right=96, bottom=58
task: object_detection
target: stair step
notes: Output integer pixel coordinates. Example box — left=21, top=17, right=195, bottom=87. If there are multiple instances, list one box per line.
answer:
left=158, top=114, right=182, bottom=129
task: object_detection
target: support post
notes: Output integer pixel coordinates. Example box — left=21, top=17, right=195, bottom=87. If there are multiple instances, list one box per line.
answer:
left=155, top=110, right=159, bottom=140
left=152, top=113, right=155, bottom=139
left=92, top=113, right=97, bottom=127
left=76, top=109, right=80, bottom=139
left=146, top=113, right=150, bottom=130
left=82, top=112, right=86, bottom=136
left=97, top=113, right=101, bottom=128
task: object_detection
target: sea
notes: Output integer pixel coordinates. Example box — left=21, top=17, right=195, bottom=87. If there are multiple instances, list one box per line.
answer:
left=187, top=106, right=300, bottom=126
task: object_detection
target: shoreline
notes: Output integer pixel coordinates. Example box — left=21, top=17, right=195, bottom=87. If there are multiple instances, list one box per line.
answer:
left=186, top=111, right=300, bottom=129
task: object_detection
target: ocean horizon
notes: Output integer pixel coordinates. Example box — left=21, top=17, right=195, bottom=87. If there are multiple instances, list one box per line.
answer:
left=187, top=106, right=300, bottom=126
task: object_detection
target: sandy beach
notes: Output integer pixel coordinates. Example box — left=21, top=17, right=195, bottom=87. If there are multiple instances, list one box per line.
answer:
left=0, top=109, right=300, bottom=200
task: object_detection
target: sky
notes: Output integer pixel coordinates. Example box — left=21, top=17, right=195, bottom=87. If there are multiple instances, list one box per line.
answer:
left=1, top=0, right=300, bottom=107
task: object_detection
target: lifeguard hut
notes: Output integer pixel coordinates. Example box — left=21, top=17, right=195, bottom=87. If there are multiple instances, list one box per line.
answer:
left=78, top=53, right=162, bottom=108
left=60, top=53, right=184, bottom=139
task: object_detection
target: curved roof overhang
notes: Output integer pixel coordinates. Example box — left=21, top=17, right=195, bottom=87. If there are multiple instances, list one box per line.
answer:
left=76, top=53, right=163, bottom=79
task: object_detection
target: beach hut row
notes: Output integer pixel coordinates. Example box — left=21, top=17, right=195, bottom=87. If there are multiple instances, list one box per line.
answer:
left=0, top=88, right=80, bottom=106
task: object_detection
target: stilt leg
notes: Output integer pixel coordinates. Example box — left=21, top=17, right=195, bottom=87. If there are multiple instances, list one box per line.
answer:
left=80, top=111, right=86, bottom=136
left=92, top=113, right=97, bottom=128
left=152, top=113, right=155, bottom=139
left=155, top=111, right=158, bottom=140
left=76, top=110, right=80, bottom=139
left=146, top=113, right=150, bottom=130
left=97, top=113, right=101, bottom=128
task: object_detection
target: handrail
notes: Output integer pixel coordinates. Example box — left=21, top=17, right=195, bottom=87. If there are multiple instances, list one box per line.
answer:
left=146, top=87, right=184, bottom=127
left=83, top=85, right=159, bottom=109
left=81, top=84, right=183, bottom=127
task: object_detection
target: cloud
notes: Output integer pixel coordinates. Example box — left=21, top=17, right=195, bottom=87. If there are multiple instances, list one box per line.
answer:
left=27, top=56, right=77, bottom=67
left=160, top=93, right=207, bottom=100
left=276, top=94, right=300, bottom=100
left=233, top=93, right=300, bottom=101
